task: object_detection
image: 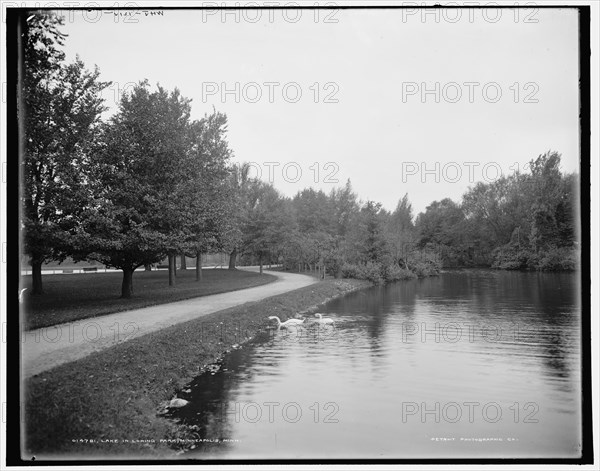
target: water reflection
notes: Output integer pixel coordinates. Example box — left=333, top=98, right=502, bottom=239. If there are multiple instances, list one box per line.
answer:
left=167, top=270, right=581, bottom=459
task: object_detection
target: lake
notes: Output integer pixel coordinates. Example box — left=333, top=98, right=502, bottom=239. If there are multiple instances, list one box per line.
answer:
left=167, top=269, right=582, bottom=459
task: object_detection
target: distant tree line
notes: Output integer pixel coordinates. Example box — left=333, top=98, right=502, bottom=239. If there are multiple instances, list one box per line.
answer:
left=21, top=13, right=579, bottom=299
left=236, top=150, right=579, bottom=285
left=418, top=151, right=579, bottom=271
left=228, top=175, right=439, bottom=284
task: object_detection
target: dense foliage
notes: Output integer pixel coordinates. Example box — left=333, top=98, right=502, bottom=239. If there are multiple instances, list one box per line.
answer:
left=22, top=13, right=233, bottom=297
left=235, top=152, right=579, bottom=281
left=22, top=13, right=580, bottom=298
left=22, top=13, right=109, bottom=293
left=237, top=181, right=444, bottom=283
left=417, top=151, right=579, bottom=272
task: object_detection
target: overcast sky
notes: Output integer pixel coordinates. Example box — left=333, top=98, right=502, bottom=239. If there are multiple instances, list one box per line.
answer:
left=57, top=6, right=580, bottom=215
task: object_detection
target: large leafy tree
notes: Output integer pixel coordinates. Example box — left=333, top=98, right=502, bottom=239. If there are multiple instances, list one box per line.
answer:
left=330, top=179, right=359, bottom=239
left=292, top=188, right=334, bottom=234
left=290, top=188, right=335, bottom=275
left=343, top=200, right=390, bottom=267
left=461, top=176, right=519, bottom=247
left=244, top=182, right=294, bottom=274
left=183, top=111, right=234, bottom=281
left=279, top=180, right=359, bottom=276
left=76, top=82, right=191, bottom=297
left=526, top=151, right=567, bottom=253
left=22, top=12, right=109, bottom=294
left=355, top=200, right=390, bottom=264
left=144, top=84, right=193, bottom=286
left=385, top=193, right=416, bottom=268
left=323, top=180, right=359, bottom=276
left=414, top=198, right=467, bottom=266
left=224, top=162, right=256, bottom=269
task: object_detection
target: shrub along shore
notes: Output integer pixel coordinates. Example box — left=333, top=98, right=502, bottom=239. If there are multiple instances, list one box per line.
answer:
left=24, top=277, right=371, bottom=459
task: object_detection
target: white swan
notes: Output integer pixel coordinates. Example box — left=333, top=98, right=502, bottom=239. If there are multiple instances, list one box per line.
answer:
left=314, top=313, right=334, bottom=324
left=19, top=288, right=28, bottom=303
left=268, top=316, right=305, bottom=329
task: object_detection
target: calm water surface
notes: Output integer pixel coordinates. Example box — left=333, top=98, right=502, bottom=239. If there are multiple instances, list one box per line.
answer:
left=168, top=270, right=582, bottom=459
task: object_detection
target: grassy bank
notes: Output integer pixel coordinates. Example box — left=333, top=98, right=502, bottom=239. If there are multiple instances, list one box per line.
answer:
left=23, top=277, right=371, bottom=459
left=22, top=269, right=276, bottom=331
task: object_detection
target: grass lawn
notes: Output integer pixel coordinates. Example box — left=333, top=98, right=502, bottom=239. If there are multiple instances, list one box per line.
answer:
left=22, top=269, right=277, bottom=331
left=23, top=277, right=371, bottom=459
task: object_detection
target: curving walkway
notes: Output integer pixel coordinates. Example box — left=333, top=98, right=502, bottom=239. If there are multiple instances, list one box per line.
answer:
left=22, top=268, right=316, bottom=379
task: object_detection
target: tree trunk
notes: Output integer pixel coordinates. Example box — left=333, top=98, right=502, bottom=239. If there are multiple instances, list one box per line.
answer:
left=168, top=254, right=176, bottom=286
left=180, top=254, right=187, bottom=270
left=259, top=253, right=263, bottom=275
left=195, top=251, right=203, bottom=282
left=121, top=268, right=134, bottom=298
left=31, top=259, right=44, bottom=295
left=144, top=264, right=152, bottom=271
left=229, top=248, right=237, bottom=270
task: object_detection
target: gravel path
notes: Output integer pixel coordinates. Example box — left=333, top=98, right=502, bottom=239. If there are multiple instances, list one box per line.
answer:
left=21, top=268, right=316, bottom=378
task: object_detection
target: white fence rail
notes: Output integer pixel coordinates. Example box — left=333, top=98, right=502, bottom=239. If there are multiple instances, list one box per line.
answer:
left=20, top=263, right=282, bottom=276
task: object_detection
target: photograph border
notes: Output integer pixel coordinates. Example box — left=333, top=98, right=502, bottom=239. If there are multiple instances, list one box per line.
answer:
left=3, top=3, right=594, bottom=466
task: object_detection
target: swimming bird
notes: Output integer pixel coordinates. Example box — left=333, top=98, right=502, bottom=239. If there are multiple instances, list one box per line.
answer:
left=18, top=288, right=28, bottom=303
left=268, top=316, right=305, bottom=329
left=314, top=313, right=334, bottom=324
